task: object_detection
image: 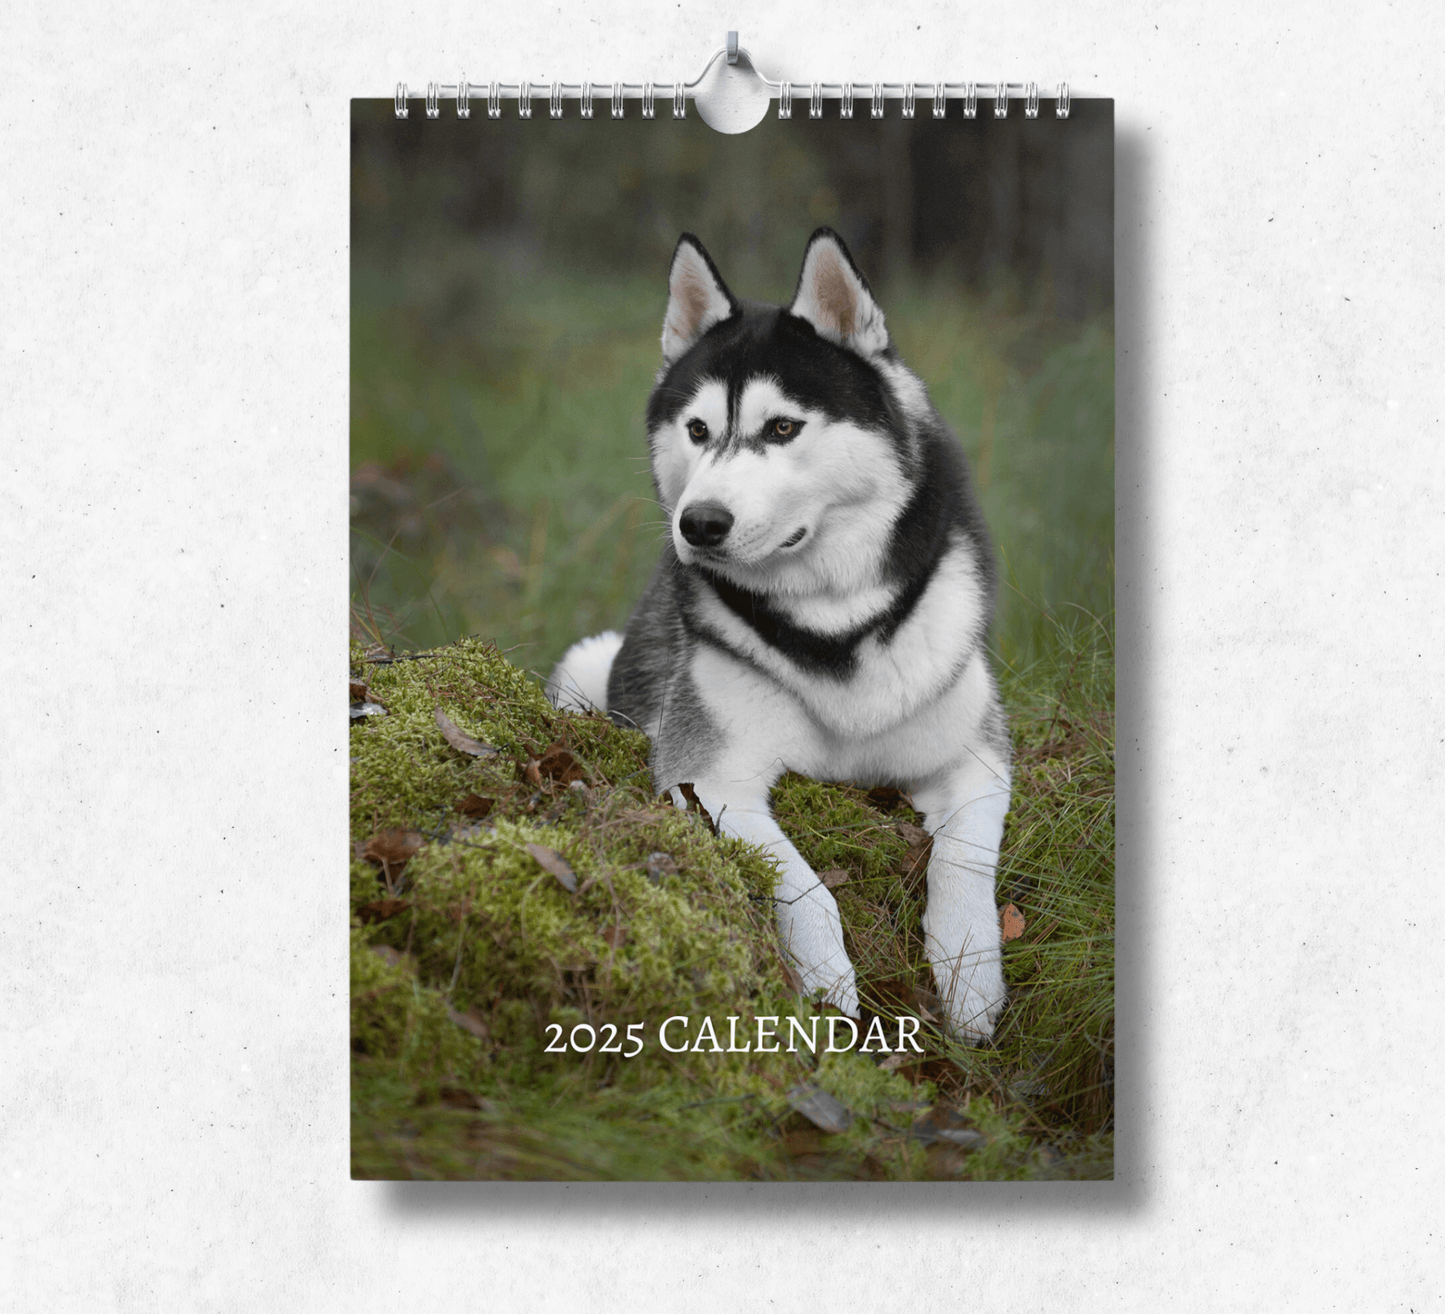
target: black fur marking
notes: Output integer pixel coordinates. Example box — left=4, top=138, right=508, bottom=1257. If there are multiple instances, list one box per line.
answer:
left=647, top=303, right=898, bottom=452
left=700, top=571, right=862, bottom=679
left=698, top=501, right=950, bottom=682
left=637, top=229, right=1000, bottom=697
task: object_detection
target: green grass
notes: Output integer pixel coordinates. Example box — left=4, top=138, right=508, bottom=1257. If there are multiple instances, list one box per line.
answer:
left=349, top=246, right=1113, bottom=1180
left=350, top=244, right=1113, bottom=678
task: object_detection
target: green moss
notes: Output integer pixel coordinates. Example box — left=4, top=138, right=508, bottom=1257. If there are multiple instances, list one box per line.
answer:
left=350, top=630, right=1114, bottom=1180
left=771, top=776, right=911, bottom=880
left=349, top=637, right=651, bottom=833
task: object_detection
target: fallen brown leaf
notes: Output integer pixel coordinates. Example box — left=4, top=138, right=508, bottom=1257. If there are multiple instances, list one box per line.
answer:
left=818, top=868, right=849, bottom=890
left=445, top=1007, right=491, bottom=1044
left=525, top=842, right=578, bottom=893
left=601, top=923, right=626, bottom=948
left=895, top=821, right=933, bottom=878
left=349, top=680, right=368, bottom=701
left=357, top=898, right=409, bottom=924
left=437, top=1085, right=485, bottom=1109
left=911, top=985, right=945, bottom=1024
left=362, top=828, right=423, bottom=872
left=1000, top=902, right=1027, bottom=943
left=787, top=1083, right=853, bottom=1134
left=455, top=793, right=494, bottom=820
left=912, top=1105, right=987, bottom=1150
left=866, top=786, right=914, bottom=812
left=895, top=821, right=931, bottom=848
left=521, top=759, right=543, bottom=787
left=434, top=709, right=498, bottom=757
left=537, top=742, right=588, bottom=785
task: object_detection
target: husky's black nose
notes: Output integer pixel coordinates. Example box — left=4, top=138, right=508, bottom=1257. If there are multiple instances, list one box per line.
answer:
left=679, top=501, right=734, bottom=549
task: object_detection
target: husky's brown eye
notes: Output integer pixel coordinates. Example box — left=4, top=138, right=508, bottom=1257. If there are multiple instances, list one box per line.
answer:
left=769, top=418, right=800, bottom=440
left=687, top=419, right=709, bottom=443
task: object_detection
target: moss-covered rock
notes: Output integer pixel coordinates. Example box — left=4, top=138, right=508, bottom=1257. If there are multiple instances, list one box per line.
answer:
left=349, top=635, right=1114, bottom=1180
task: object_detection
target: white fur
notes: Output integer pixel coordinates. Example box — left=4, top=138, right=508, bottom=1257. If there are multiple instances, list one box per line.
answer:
left=641, top=359, right=1007, bottom=1037
left=913, top=760, right=1011, bottom=1039
left=653, top=379, right=727, bottom=511
left=546, top=631, right=624, bottom=714
left=659, top=381, right=913, bottom=607
left=682, top=641, right=1010, bottom=1039
left=690, top=545, right=986, bottom=737
left=553, top=234, right=1012, bottom=1042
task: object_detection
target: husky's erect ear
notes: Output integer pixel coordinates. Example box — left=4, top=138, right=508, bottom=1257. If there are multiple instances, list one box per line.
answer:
left=661, top=234, right=738, bottom=365
left=788, top=227, right=889, bottom=357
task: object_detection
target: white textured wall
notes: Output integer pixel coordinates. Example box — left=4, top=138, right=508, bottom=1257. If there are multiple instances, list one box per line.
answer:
left=3, top=2, right=1441, bottom=1308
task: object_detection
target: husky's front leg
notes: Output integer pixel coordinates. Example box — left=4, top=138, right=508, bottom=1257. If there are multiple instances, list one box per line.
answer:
left=913, top=753, right=1012, bottom=1042
left=681, top=783, right=860, bottom=1017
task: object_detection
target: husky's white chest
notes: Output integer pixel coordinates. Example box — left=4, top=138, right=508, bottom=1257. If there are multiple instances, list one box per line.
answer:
left=687, top=546, right=995, bottom=786
left=692, top=546, right=988, bottom=735
left=689, top=638, right=999, bottom=789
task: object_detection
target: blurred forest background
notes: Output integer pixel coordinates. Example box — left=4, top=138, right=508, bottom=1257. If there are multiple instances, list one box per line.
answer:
left=350, top=98, right=1113, bottom=677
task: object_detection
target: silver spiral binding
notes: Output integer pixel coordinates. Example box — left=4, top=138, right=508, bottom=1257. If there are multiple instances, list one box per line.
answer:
left=393, top=36, right=1073, bottom=126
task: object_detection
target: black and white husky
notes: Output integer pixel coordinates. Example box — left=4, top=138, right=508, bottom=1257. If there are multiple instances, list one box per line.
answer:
left=548, top=228, right=1012, bottom=1042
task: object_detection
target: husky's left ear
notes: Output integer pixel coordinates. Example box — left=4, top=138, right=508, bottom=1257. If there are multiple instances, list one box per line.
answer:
left=788, top=228, right=889, bottom=357
left=661, top=234, right=739, bottom=365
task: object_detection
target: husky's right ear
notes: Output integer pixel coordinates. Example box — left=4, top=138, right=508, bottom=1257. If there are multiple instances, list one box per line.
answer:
left=788, top=227, right=889, bottom=357
left=661, top=234, right=738, bottom=365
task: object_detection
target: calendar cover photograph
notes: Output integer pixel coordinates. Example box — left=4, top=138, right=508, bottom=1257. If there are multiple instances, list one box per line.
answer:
left=349, top=92, right=1114, bottom=1180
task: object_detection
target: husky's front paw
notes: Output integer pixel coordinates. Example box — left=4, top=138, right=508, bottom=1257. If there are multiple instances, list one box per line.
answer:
left=935, top=952, right=1007, bottom=1044
left=778, top=884, right=860, bottom=1018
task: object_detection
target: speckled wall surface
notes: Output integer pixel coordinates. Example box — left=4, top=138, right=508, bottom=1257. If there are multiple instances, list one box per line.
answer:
left=4, top=2, right=1442, bottom=1307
